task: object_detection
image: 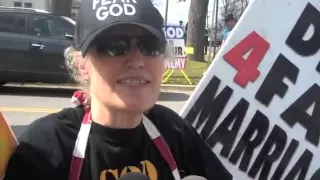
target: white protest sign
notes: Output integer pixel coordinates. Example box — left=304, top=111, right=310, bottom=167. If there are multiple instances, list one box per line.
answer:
left=180, top=0, right=320, bottom=179
left=163, top=25, right=187, bottom=70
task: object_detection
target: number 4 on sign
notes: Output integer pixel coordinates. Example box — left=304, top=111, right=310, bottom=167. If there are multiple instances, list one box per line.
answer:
left=223, top=31, right=270, bottom=88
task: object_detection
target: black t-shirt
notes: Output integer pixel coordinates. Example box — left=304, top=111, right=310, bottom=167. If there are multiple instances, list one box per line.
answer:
left=4, top=104, right=233, bottom=180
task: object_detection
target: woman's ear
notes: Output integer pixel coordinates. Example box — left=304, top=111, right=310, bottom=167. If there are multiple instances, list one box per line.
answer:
left=74, top=51, right=90, bottom=80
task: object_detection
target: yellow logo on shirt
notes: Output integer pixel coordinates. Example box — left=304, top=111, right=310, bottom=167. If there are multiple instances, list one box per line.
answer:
left=100, top=160, right=158, bottom=180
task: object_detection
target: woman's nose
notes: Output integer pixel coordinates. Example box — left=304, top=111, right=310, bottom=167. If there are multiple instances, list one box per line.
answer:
left=125, top=44, right=145, bottom=69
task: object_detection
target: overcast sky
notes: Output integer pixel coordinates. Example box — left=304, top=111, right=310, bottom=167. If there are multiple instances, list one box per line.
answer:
left=154, top=0, right=252, bottom=26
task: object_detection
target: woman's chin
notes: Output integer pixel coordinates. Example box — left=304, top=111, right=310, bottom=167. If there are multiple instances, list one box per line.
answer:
left=113, top=87, right=159, bottom=112
left=115, top=98, right=155, bottom=113
left=119, top=103, right=152, bottom=113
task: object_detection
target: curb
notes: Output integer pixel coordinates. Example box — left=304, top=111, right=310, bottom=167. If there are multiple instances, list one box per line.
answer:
left=160, top=84, right=196, bottom=92
left=4, top=83, right=196, bottom=92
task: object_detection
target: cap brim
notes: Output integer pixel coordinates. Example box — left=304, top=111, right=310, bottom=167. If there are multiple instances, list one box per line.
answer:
left=80, top=22, right=166, bottom=57
left=225, top=17, right=235, bottom=22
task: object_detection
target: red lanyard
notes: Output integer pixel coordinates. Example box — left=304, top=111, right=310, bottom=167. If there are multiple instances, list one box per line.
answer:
left=68, top=108, right=181, bottom=180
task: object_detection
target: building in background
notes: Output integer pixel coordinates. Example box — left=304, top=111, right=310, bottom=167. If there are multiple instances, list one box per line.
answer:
left=70, top=0, right=80, bottom=19
left=0, top=0, right=81, bottom=19
left=0, top=0, right=51, bottom=10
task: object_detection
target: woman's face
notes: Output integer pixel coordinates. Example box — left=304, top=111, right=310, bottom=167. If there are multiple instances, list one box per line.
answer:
left=83, top=25, right=165, bottom=112
left=226, top=20, right=236, bottom=29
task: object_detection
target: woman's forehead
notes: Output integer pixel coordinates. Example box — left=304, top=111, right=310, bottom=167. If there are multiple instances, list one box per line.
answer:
left=102, top=24, right=150, bottom=36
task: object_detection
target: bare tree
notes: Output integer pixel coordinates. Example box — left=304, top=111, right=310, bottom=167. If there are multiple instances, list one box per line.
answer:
left=220, top=0, right=240, bottom=19
left=186, top=0, right=210, bottom=62
left=220, top=0, right=249, bottom=20
left=240, top=0, right=249, bottom=16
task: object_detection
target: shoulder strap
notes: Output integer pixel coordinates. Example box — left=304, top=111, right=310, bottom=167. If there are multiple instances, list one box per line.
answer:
left=68, top=109, right=181, bottom=180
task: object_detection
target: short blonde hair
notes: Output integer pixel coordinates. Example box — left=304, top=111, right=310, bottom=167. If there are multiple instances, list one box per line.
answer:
left=64, top=46, right=90, bottom=88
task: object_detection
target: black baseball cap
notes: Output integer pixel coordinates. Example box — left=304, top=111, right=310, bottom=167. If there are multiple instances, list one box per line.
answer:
left=74, top=0, right=166, bottom=57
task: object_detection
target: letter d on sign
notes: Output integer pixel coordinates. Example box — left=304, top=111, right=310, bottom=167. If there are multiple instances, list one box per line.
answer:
left=286, top=3, right=320, bottom=56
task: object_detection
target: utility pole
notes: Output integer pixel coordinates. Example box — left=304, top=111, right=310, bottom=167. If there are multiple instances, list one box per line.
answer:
left=212, top=0, right=219, bottom=58
left=164, top=0, right=169, bottom=25
left=207, top=0, right=218, bottom=66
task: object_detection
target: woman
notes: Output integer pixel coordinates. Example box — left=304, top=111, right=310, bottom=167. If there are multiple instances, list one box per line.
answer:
left=4, top=0, right=232, bottom=180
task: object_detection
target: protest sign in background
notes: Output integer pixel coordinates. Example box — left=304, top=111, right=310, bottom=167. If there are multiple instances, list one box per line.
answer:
left=163, top=25, right=186, bottom=69
left=162, top=25, right=192, bottom=84
left=180, top=0, right=320, bottom=179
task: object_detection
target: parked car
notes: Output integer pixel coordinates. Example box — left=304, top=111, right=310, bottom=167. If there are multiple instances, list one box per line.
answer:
left=0, top=6, right=76, bottom=86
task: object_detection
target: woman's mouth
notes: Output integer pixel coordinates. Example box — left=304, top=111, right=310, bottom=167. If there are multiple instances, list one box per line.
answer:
left=117, top=79, right=150, bottom=85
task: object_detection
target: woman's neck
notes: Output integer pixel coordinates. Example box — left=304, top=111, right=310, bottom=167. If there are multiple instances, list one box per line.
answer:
left=90, top=97, right=143, bottom=129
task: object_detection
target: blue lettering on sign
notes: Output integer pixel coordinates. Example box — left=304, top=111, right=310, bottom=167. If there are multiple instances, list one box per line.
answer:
left=162, top=25, right=184, bottom=39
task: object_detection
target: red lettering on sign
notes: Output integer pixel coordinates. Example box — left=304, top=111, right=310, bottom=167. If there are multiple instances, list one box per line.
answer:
left=165, top=57, right=187, bottom=70
left=223, top=31, right=270, bottom=88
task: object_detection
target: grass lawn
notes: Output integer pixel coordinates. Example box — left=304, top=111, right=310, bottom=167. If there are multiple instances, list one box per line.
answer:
left=163, top=56, right=213, bottom=85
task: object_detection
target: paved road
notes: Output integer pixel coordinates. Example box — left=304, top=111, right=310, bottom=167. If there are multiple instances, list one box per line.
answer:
left=0, top=85, right=190, bottom=138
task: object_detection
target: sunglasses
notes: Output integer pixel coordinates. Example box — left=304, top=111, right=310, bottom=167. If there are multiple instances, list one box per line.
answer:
left=92, top=36, right=166, bottom=57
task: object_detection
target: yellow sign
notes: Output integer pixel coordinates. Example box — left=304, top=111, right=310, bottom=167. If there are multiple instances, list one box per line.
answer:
left=185, top=47, right=194, bottom=54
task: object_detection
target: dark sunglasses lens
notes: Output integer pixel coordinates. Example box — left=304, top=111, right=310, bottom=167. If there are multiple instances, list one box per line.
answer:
left=96, top=38, right=130, bottom=56
left=138, top=38, right=165, bottom=56
left=94, top=36, right=165, bottom=57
